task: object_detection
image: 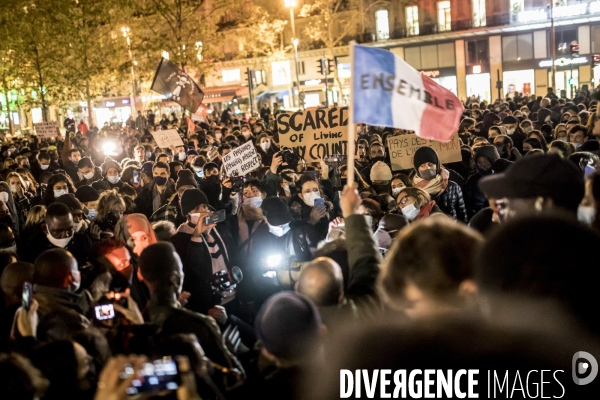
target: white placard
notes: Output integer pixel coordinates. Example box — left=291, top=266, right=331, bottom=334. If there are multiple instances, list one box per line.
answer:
left=191, top=114, right=203, bottom=122
left=34, top=122, right=60, bottom=138
left=151, top=129, right=184, bottom=148
left=222, top=141, right=260, bottom=177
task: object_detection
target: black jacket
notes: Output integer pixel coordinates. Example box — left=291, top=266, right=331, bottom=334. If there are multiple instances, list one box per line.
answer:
left=288, top=194, right=333, bottom=240
left=134, top=180, right=175, bottom=218
left=23, top=228, right=93, bottom=267
left=75, top=167, right=103, bottom=189
left=432, top=181, right=468, bottom=223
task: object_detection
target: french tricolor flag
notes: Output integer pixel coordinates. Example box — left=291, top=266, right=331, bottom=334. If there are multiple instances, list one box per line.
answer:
left=351, top=43, right=463, bottom=142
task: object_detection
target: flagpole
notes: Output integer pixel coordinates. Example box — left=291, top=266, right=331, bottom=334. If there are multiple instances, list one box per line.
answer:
left=347, top=41, right=356, bottom=187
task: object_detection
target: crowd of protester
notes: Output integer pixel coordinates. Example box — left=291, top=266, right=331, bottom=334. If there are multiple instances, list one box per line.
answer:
left=0, top=89, right=599, bottom=399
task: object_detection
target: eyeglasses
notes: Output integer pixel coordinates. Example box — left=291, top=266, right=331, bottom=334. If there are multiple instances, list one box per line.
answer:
left=397, top=196, right=412, bottom=206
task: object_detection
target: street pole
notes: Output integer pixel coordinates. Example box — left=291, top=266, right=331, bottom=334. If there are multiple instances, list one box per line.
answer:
left=247, top=67, right=255, bottom=116
left=324, top=51, right=329, bottom=107
left=550, top=0, right=557, bottom=93
left=286, top=1, right=301, bottom=109
left=122, top=27, right=137, bottom=119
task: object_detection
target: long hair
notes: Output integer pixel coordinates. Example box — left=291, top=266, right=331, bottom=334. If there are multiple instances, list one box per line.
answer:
left=42, top=173, right=76, bottom=205
left=97, top=189, right=126, bottom=220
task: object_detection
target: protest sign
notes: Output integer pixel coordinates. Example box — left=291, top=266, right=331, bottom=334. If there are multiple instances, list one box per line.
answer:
left=386, top=132, right=462, bottom=171
left=222, top=140, right=260, bottom=177
left=151, top=129, right=184, bottom=148
left=276, top=107, right=349, bottom=162
left=34, top=122, right=60, bottom=138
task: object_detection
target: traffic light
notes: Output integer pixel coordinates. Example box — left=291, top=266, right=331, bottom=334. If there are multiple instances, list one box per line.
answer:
left=570, top=44, right=579, bottom=57
left=327, top=59, right=335, bottom=74
left=316, top=58, right=326, bottom=75
left=245, top=68, right=256, bottom=89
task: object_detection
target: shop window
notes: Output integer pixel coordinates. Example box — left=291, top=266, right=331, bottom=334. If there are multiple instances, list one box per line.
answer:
left=406, top=6, right=419, bottom=36
left=254, top=70, right=267, bottom=85
left=502, top=34, right=533, bottom=61
left=297, top=61, right=306, bottom=75
left=438, top=42, right=455, bottom=68
left=593, top=26, right=600, bottom=54
left=472, top=0, right=486, bottom=28
left=466, top=39, right=488, bottom=66
left=555, top=29, right=578, bottom=58
left=405, top=46, right=422, bottom=70
left=437, top=1, right=451, bottom=32
left=421, top=45, right=439, bottom=69
left=376, top=9, right=390, bottom=41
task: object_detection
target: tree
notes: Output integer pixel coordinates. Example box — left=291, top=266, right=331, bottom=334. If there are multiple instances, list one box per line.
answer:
left=234, top=7, right=289, bottom=62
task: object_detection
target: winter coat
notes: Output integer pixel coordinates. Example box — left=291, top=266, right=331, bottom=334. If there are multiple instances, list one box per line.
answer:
left=433, top=181, right=468, bottom=223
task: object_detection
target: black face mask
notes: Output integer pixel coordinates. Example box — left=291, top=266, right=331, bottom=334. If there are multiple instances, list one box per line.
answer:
left=372, top=183, right=390, bottom=194
left=370, top=156, right=385, bottom=164
left=478, top=168, right=493, bottom=176
left=205, top=175, right=220, bottom=185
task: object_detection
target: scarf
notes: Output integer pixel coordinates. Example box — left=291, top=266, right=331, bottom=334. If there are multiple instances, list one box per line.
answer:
left=413, top=168, right=449, bottom=198
left=416, top=200, right=436, bottom=219
left=237, top=204, right=264, bottom=244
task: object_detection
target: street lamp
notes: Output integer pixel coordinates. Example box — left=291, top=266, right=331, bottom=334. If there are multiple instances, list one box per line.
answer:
left=121, top=26, right=137, bottom=118
left=285, top=0, right=301, bottom=109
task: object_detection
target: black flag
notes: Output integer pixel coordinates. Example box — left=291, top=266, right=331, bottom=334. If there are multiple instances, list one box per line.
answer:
left=150, top=58, right=204, bottom=113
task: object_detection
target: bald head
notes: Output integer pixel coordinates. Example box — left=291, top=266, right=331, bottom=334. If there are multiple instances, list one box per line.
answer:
left=1, top=262, right=34, bottom=306
left=33, top=249, right=77, bottom=288
left=296, top=257, right=344, bottom=306
left=139, top=242, right=183, bottom=288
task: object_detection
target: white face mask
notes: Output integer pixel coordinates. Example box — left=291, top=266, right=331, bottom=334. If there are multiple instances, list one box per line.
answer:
left=282, top=184, right=290, bottom=192
left=107, top=175, right=120, bottom=184
left=40, top=164, right=49, bottom=170
left=0, top=244, right=17, bottom=254
left=578, top=205, right=596, bottom=225
left=194, top=168, right=204, bottom=178
left=260, top=142, right=270, bottom=151
left=243, top=196, right=263, bottom=208
left=364, top=215, right=373, bottom=227
left=506, top=128, right=516, bottom=135
left=87, top=209, right=98, bottom=220
left=302, top=191, right=321, bottom=207
left=73, top=222, right=80, bottom=232
left=189, top=213, right=201, bottom=225
left=402, top=203, right=420, bottom=221
left=54, top=189, right=68, bottom=198
left=83, top=171, right=94, bottom=180
left=46, top=230, right=73, bottom=248
left=0, top=192, right=9, bottom=203
left=392, top=187, right=403, bottom=197
left=9, top=184, right=18, bottom=194
left=178, top=152, right=186, bottom=161
left=269, top=222, right=291, bottom=237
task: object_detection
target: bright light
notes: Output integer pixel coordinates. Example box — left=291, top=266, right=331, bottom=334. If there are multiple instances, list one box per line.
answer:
left=162, top=50, right=169, bottom=60
left=284, top=0, right=297, bottom=7
left=473, top=65, right=481, bottom=74
left=266, top=254, right=282, bottom=268
left=102, top=141, right=117, bottom=155
left=121, top=26, right=129, bottom=37
left=292, top=38, right=299, bottom=47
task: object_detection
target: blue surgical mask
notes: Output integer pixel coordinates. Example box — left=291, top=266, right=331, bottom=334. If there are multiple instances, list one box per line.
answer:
left=87, top=209, right=98, bottom=219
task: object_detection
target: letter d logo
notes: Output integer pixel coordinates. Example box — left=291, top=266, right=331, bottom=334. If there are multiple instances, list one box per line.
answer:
left=572, top=351, right=598, bottom=385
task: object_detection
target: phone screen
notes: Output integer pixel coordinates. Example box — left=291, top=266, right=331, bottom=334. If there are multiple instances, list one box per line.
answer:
left=124, top=358, right=180, bottom=395
left=205, top=209, right=226, bottom=225
left=314, top=198, right=325, bottom=208
left=94, top=304, right=115, bottom=320
left=22, top=282, right=32, bottom=311
left=133, top=170, right=140, bottom=184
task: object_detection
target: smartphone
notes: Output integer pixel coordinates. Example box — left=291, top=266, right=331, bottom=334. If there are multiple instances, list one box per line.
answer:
left=22, top=282, right=32, bottom=311
left=205, top=209, right=226, bottom=225
left=124, top=358, right=180, bottom=395
left=314, top=197, right=325, bottom=208
left=94, top=304, right=115, bottom=320
left=133, top=170, right=140, bottom=184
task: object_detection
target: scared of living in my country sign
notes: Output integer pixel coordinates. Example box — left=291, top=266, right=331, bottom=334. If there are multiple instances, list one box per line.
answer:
left=276, top=107, right=349, bottom=162
left=222, top=140, right=260, bottom=177
left=386, top=132, right=462, bottom=171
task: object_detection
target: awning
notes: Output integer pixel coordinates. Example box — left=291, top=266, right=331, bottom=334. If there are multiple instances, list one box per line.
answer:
left=256, top=89, right=287, bottom=101
left=201, top=85, right=249, bottom=104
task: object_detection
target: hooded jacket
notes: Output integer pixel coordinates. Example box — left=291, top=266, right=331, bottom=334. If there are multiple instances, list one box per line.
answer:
left=464, top=146, right=500, bottom=219
left=0, top=181, right=22, bottom=234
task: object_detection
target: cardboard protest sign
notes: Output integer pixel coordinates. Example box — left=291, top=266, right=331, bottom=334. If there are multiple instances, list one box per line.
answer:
left=276, top=107, right=349, bottom=162
left=222, top=140, right=260, bottom=177
left=34, top=122, right=60, bottom=138
left=386, top=132, right=462, bottom=171
left=151, top=129, right=184, bottom=148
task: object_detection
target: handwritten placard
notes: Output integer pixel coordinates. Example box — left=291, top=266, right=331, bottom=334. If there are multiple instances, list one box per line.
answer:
left=33, top=122, right=60, bottom=138
left=151, top=129, right=184, bottom=148
left=386, top=132, right=462, bottom=171
left=222, top=141, right=260, bottom=177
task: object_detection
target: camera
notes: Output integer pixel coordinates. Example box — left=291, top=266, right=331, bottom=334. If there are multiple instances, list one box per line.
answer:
left=279, top=148, right=301, bottom=170
left=324, top=154, right=346, bottom=190
left=230, top=176, right=244, bottom=192
left=96, top=211, right=120, bottom=232
left=209, top=267, right=243, bottom=306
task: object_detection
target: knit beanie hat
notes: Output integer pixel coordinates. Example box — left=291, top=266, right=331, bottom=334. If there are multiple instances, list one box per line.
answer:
left=75, top=185, right=100, bottom=203
left=100, top=156, right=122, bottom=176
left=261, top=197, right=293, bottom=226
left=141, top=161, right=154, bottom=176
left=55, top=193, right=82, bottom=211
left=370, top=161, right=392, bottom=182
left=180, top=188, right=209, bottom=216
left=176, top=169, right=198, bottom=190
left=413, top=147, right=440, bottom=172
left=255, top=291, right=322, bottom=360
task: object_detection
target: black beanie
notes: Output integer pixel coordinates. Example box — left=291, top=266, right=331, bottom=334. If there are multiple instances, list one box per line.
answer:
left=55, top=193, right=82, bottom=211
left=413, top=147, right=440, bottom=172
left=180, top=188, right=208, bottom=216
left=261, top=197, right=292, bottom=226
left=75, top=185, right=99, bottom=203
left=176, top=169, right=198, bottom=190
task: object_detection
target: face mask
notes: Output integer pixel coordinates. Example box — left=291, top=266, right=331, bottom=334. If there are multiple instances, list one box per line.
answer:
left=302, top=191, right=321, bottom=207
left=572, top=142, right=582, bottom=149
left=107, top=175, right=120, bottom=184
left=242, top=130, right=251, bottom=138
left=40, top=164, right=49, bottom=170
left=506, top=128, right=516, bottom=135
left=269, top=223, right=291, bottom=237
left=54, top=189, right=68, bottom=198
left=46, top=230, right=73, bottom=248
left=578, top=205, right=596, bottom=225
left=194, top=168, right=204, bottom=178
left=178, top=152, right=186, bottom=161
left=9, top=184, right=17, bottom=194
left=153, top=176, right=167, bottom=186
left=87, top=209, right=98, bottom=220
left=282, top=184, right=290, bottom=192
left=145, top=151, right=152, bottom=159
left=0, top=192, right=9, bottom=203
left=215, top=134, right=222, bottom=140
left=392, top=187, right=403, bottom=196
left=260, top=142, right=270, bottom=151
left=244, top=196, right=263, bottom=208
left=419, top=169, right=437, bottom=180
left=189, top=213, right=201, bottom=225
left=83, top=171, right=94, bottom=180
left=372, top=184, right=389, bottom=194
left=402, top=203, right=420, bottom=221
left=364, top=215, right=373, bottom=227
left=370, top=156, right=385, bottom=163
left=0, top=244, right=17, bottom=254
left=73, top=222, right=80, bottom=232
left=523, top=126, right=533, bottom=134
left=558, top=137, right=568, bottom=142
left=23, top=164, right=30, bottom=170
left=495, top=146, right=506, bottom=157
left=479, top=168, right=493, bottom=176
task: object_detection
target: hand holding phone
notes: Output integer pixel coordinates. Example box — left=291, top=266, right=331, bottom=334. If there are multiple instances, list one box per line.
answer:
left=314, top=197, right=325, bottom=208
left=205, top=209, right=226, bottom=225
left=95, top=304, right=115, bottom=320
left=22, top=282, right=32, bottom=311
